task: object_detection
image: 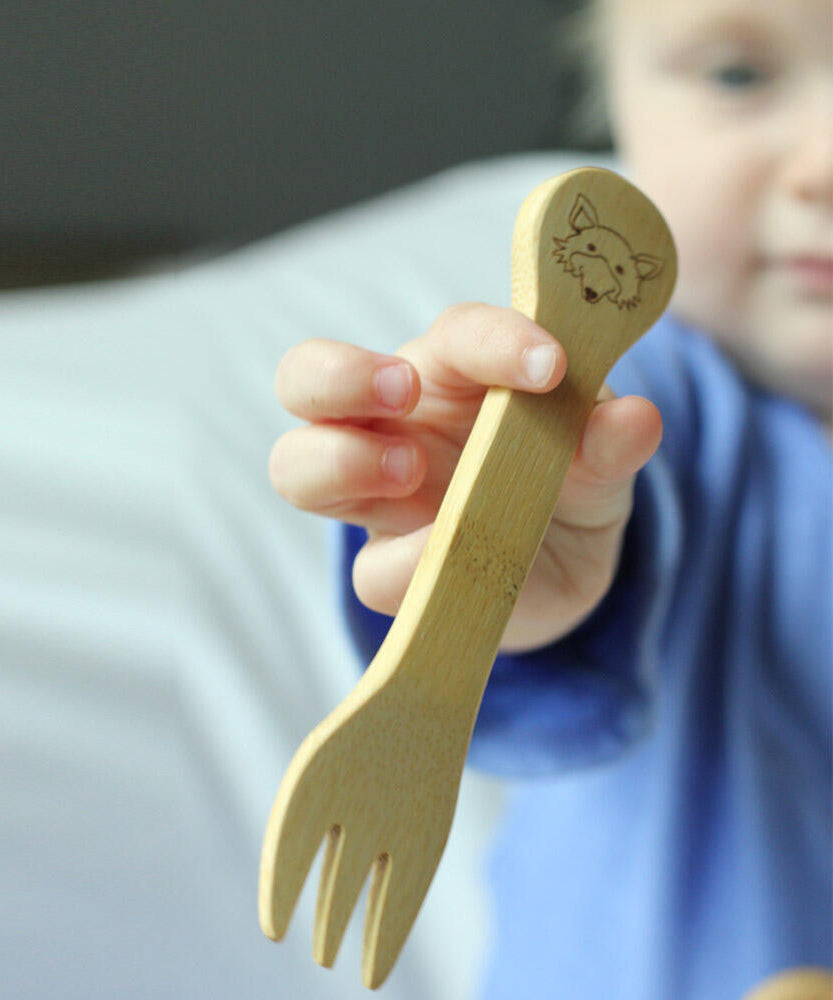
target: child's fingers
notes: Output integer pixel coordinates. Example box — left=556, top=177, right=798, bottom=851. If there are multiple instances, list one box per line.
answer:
left=352, top=526, right=434, bottom=617
left=275, top=339, right=420, bottom=421
left=554, top=393, right=663, bottom=529
left=401, top=302, right=567, bottom=396
left=269, top=423, right=428, bottom=513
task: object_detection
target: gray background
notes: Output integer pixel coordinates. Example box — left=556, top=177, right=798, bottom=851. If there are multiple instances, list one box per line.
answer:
left=2, top=0, right=604, bottom=286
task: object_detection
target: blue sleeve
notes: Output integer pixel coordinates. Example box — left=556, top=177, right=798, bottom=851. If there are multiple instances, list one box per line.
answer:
left=332, top=315, right=689, bottom=777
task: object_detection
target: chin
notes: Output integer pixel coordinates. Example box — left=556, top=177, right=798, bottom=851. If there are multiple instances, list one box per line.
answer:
left=779, top=362, right=833, bottom=418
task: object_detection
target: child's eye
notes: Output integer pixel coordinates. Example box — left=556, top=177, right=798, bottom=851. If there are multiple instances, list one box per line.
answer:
left=587, top=243, right=596, bottom=252
left=615, top=265, right=624, bottom=275
left=708, top=61, right=768, bottom=90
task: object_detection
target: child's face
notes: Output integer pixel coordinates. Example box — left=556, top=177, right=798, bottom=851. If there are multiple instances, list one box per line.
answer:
left=605, top=0, right=832, bottom=419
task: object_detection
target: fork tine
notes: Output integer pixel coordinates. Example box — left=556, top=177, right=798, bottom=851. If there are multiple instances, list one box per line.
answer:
left=258, top=783, right=328, bottom=942
left=313, top=824, right=373, bottom=968
left=361, top=852, right=434, bottom=990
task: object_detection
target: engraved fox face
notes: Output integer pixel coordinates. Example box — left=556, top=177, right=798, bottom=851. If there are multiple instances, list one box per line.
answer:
left=552, top=194, right=664, bottom=309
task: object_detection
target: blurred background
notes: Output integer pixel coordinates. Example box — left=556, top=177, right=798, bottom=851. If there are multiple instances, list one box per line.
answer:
left=1, top=0, right=607, bottom=289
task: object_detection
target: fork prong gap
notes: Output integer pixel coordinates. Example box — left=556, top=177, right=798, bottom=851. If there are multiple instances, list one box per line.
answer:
left=314, top=823, right=375, bottom=969
left=315, top=825, right=344, bottom=920
left=365, top=852, right=391, bottom=929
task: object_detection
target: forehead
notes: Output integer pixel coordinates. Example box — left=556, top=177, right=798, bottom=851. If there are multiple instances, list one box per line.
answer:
left=612, top=0, right=831, bottom=49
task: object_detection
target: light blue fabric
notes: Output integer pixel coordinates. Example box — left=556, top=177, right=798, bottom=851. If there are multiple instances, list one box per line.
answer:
left=335, top=312, right=832, bottom=999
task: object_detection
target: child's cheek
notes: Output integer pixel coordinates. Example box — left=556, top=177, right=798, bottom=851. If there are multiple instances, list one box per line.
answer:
left=622, top=158, right=730, bottom=322
left=619, top=118, right=766, bottom=329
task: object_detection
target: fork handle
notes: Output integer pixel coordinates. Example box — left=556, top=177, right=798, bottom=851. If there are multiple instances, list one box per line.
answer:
left=367, top=345, right=610, bottom=715
left=362, top=166, right=676, bottom=729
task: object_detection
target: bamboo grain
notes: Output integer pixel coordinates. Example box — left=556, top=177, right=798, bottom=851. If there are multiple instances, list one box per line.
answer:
left=259, top=166, right=677, bottom=989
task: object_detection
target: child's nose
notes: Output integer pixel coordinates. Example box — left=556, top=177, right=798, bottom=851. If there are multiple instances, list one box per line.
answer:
left=781, top=101, right=833, bottom=207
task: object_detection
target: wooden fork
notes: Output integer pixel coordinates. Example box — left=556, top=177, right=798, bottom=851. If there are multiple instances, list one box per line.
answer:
left=259, top=166, right=677, bottom=989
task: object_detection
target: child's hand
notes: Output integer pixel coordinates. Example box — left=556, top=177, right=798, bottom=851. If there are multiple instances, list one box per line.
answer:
left=271, top=302, right=663, bottom=653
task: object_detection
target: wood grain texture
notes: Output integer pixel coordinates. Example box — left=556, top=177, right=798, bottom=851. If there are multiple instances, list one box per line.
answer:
left=259, top=166, right=677, bottom=989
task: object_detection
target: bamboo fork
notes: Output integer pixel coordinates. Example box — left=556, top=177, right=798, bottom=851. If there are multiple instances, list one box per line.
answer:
left=259, top=166, right=677, bottom=989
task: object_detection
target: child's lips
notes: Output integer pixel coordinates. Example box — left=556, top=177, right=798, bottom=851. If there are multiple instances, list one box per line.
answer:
left=782, top=255, right=833, bottom=296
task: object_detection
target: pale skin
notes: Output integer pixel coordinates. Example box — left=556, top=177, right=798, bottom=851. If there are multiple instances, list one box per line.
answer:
left=271, top=0, right=832, bottom=653
left=606, top=0, right=833, bottom=423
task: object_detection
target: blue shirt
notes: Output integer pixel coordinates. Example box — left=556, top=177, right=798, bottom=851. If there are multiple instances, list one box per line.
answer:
left=334, top=312, right=832, bottom=999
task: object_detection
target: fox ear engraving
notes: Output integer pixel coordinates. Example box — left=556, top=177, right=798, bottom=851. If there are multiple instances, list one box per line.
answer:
left=569, top=194, right=599, bottom=233
left=633, top=254, right=664, bottom=281
left=552, top=186, right=669, bottom=310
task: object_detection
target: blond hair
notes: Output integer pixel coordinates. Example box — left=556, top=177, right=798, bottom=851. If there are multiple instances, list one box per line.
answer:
left=550, top=0, right=611, bottom=149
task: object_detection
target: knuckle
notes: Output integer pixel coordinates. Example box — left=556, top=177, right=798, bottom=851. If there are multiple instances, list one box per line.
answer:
left=324, top=358, right=351, bottom=401
left=470, top=316, right=496, bottom=357
left=436, top=301, right=471, bottom=324
left=472, top=310, right=520, bottom=373
left=327, top=438, right=356, bottom=492
left=433, top=301, right=504, bottom=368
left=433, top=301, right=481, bottom=337
left=275, top=339, right=335, bottom=408
left=274, top=428, right=373, bottom=513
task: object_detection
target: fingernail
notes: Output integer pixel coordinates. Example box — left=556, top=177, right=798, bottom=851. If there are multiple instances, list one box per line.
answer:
left=382, top=444, right=414, bottom=484
left=521, top=344, right=558, bottom=387
left=374, top=364, right=412, bottom=410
